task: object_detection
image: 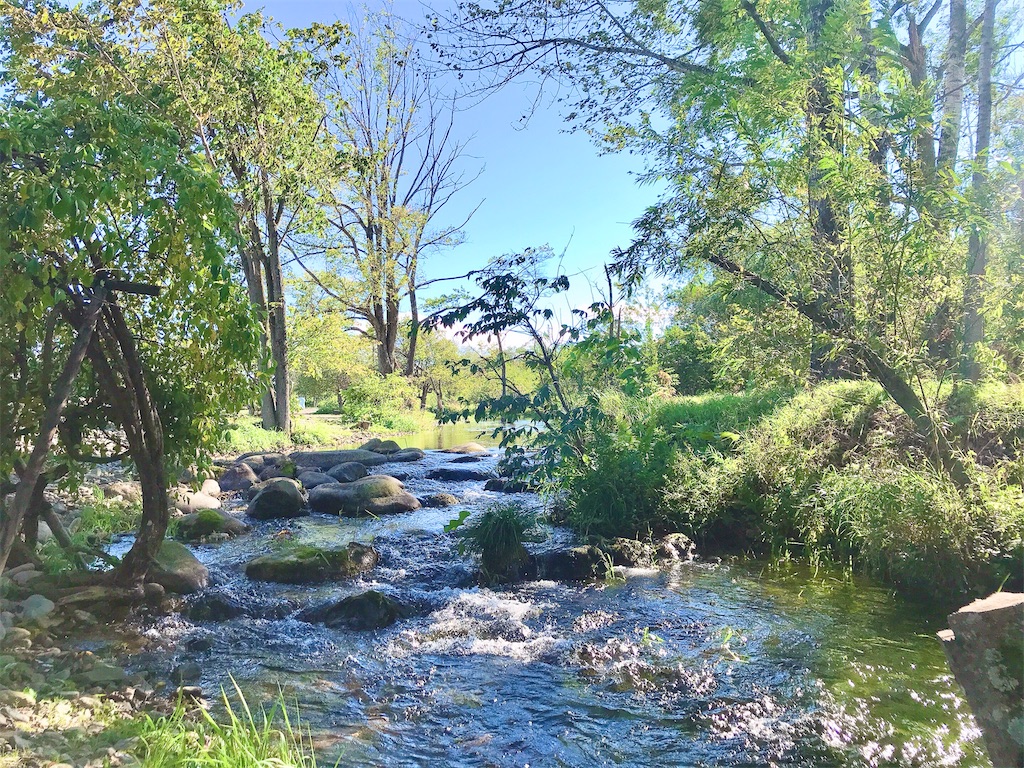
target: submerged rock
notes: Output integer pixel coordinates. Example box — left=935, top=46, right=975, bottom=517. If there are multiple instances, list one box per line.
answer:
left=483, top=477, right=532, bottom=493
left=152, top=540, right=209, bottom=594
left=326, top=462, right=369, bottom=483
left=244, top=542, right=379, bottom=584
left=299, top=590, right=411, bottom=630
left=290, top=449, right=388, bottom=470
left=426, top=467, right=495, bottom=482
left=534, top=545, right=611, bottom=581
left=218, top=463, right=259, bottom=492
left=422, top=492, right=460, bottom=508
left=176, top=509, right=250, bottom=541
left=449, top=455, right=484, bottom=464
left=308, top=476, right=420, bottom=517
left=247, top=478, right=306, bottom=520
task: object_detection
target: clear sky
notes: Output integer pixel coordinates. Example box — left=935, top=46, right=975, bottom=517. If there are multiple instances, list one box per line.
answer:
left=253, top=0, right=664, bottom=309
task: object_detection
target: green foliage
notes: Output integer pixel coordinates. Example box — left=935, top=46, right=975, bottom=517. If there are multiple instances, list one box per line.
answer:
left=334, top=373, right=422, bottom=429
left=215, top=416, right=359, bottom=453
left=453, top=502, right=542, bottom=581
left=567, top=381, right=1024, bottom=602
left=135, top=682, right=317, bottom=768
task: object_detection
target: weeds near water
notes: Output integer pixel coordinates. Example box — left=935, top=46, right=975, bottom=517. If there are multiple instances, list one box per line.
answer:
left=451, top=502, right=544, bottom=582
left=135, top=678, right=319, bottom=768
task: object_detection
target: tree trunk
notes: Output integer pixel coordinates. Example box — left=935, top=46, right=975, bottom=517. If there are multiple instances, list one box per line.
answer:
left=0, top=288, right=105, bottom=576
left=960, top=0, right=996, bottom=383
left=405, top=280, right=420, bottom=377
left=262, top=171, right=291, bottom=434
left=937, top=0, right=967, bottom=172
left=807, top=0, right=848, bottom=380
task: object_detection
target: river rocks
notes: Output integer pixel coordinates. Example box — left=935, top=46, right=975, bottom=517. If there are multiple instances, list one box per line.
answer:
left=603, top=538, right=657, bottom=568
left=200, top=478, right=222, bottom=497
left=388, top=448, right=427, bottom=463
left=245, top=542, right=379, bottom=584
left=169, top=488, right=221, bottom=516
left=308, top=476, right=420, bottom=517
left=290, top=449, right=389, bottom=470
left=535, top=546, right=612, bottom=581
left=426, top=467, right=495, bottom=482
left=176, top=509, right=250, bottom=541
left=483, top=478, right=531, bottom=493
left=19, top=595, right=55, bottom=622
left=259, top=462, right=296, bottom=481
left=299, top=590, right=411, bottom=630
left=939, top=592, right=1024, bottom=768
left=296, top=471, right=334, bottom=489
left=245, top=477, right=302, bottom=501
left=656, top=533, right=696, bottom=562
left=151, top=541, right=209, bottom=594
left=445, top=442, right=489, bottom=454
left=171, top=662, right=202, bottom=684
left=218, top=463, right=259, bottom=492
left=449, top=455, right=484, bottom=464
left=246, top=478, right=306, bottom=520
left=422, top=492, right=460, bottom=508
left=101, top=481, right=143, bottom=504
left=360, top=438, right=403, bottom=455
left=3, top=627, right=32, bottom=649
left=327, top=462, right=369, bottom=483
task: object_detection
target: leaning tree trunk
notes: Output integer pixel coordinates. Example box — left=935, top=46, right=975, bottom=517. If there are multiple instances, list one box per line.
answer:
left=961, top=0, right=996, bottom=383
left=0, top=288, right=106, bottom=576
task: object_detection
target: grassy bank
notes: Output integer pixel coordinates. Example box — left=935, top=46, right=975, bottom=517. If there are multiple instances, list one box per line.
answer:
left=568, top=380, right=1024, bottom=603
left=215, top=409, right=437, bottom=455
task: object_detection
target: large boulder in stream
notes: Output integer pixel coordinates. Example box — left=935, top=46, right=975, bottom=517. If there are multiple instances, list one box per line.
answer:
left=176, top=509, right=250, bottom=542
left=290, top=449, right=389, bottom=471
left=246, top=478, right=306, bottom=520
left=388, top=448, right=426, bottom=463
left=656, top=533, right=696, bottom=562
left=244, top=542, right=379, bottom=584
left=218, top=463, right=259, bottom=493
left=326, top=462, right=369, bottom=483
left=151, top=541, right=209, bottom=594
left=308, top=476, right=420, bottom=517
left=169, top=488, right=221, bottom=515
left=299, top=590, right=411, bottom=630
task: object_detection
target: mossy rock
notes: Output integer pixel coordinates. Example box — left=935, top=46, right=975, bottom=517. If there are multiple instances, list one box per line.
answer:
left=244, top=542, right=379, bottom=584
left=176, top=509, right=250, bottom=541
left=152, top=540, right=209, bottom=593
left=360, top=438, right=402, bottom=455
left=422, top=492, right=460, bottom=508
left=308, top=475, right=420, bottom=516
left=444, top=442, right=488, bottom=454
left=247, top=478, right=306, bottom=520
left=534, top=545, right=612, bottom=581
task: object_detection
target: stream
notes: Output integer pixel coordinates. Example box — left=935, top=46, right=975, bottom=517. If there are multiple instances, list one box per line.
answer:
left=114, top=437, right=988, bottom=767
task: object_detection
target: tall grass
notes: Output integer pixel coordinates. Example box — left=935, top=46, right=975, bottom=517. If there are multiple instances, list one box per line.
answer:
left=567, top=380, right=1024, bottom=603
left=136, top=680, right=318, bottom=768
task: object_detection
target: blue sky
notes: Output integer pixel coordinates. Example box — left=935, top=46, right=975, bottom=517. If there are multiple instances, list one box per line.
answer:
left=254, top=0, right=664, bottom=309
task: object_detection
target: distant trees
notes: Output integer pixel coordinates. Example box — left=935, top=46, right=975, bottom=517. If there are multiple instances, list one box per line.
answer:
left=433, top=0, right=1022, bottom=485
left=293, top=16, right=477, bottom=377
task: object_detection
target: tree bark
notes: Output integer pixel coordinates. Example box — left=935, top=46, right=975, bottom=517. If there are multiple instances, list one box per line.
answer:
left=0, top=288, right=105, bottom=576
left=807, top=0, right=848, bottom=380
left=960, top=0, right=996, bottom=383
left=937, top=0, right=967, bottom=172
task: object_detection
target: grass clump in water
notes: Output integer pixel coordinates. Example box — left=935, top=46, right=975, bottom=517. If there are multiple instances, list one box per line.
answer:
left=455, top=502, right=541, bottom=582
left=136, top=682, right=318, bottom=768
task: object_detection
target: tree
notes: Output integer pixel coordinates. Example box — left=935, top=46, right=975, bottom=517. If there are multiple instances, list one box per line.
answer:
left=0, top=6, right=261, bottom=583
left=433, top=0, right=1023, bottom=486
left=122, top=0, right=348, bottom=433
left=294, top=14, right=476, bottom=376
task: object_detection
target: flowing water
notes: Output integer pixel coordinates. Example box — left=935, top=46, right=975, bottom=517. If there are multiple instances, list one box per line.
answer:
left=118, top=446, right=988, bottom=768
